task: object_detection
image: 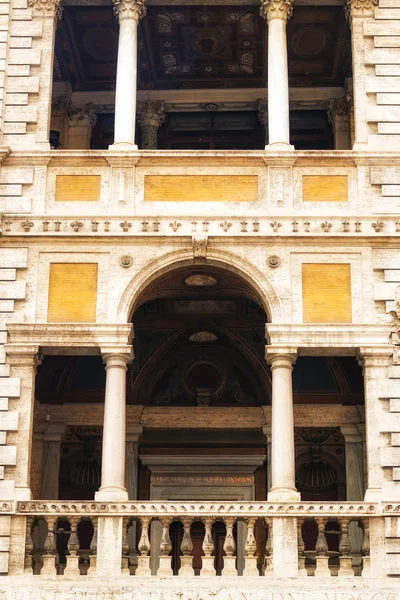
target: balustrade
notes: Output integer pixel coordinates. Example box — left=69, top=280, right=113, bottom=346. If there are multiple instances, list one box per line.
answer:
left=17, top=501, right=382, bottom=578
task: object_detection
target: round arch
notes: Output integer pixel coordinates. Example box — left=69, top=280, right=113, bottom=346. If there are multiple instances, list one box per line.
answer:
left=116, top=248, right=285, bottom=324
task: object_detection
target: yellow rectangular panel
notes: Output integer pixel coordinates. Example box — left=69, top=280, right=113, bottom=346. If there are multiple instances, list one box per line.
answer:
left=144, top=175, right=258, bottom=202
left=48, top=263, right=98, bottom=322
left=302, top=263, right=352, bottom=323
left=302, top=175, right=348, bottom=202
left=55, top=175, right=101, bottom=202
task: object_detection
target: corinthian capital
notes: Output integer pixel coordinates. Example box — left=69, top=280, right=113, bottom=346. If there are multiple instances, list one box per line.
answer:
left=327, top=97, right=351, bottom=123
left=113, top=0, right=147, bottom=22
left=345, top=0, right=378, bottom=19
left=28, top=0, right=62, bottom=19
left=260, top=0, right=293, bottom=22
left=137, top=100, right=166, bottom=128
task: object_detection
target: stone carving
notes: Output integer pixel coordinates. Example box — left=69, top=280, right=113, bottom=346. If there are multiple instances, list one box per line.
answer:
left=28, top=0, right=62, bottom=19
left=120, top=221, right=132, bottom=232
left=267, top=255, right=281, bottom=269
left=91, top=220, right=99, bottom=232
left=378, top=285, right=400, bottom=332
left=321, top=221, right=332, bottom=233
left=342, top=220, right=350, bottom=232
left=253, top=220, right=260, bottom=232
left=120, top=255, right=133, bottom=268
left=220, top=221, right=232, bottom=232
left=169, top=221, right=181, bottom=232
left=137, top=101, right=166, bottom=149
left=345, top=0, right=378, bottom=18
left=189, top=331, right=218, bottom=343
left=113, top=0, right=147, bottom=23
left=260, top=0, right=294, bottom=22
left=184, top=274, right=217, bottom=287
left=70, top=221, right=83, bottom=232
left=327, top=97, right=350, bottom=124
left=42, top=220, right=50, bottom=232
left=355, top=221, right=362, bottom=232
left=241, top=221, right=248, bottom=233
left=52, top=96, right=97, bottom=127
left=192, top=235, right=208, bottom=259
left=270, top=220, right=281, bottom=233
left=21, top=220, right=34, bottom=232
left=372, top=221, right=384, bottom=232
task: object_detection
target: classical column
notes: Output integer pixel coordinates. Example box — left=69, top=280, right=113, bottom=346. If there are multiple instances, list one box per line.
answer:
left=266, top=348, right=300, bottom=501
left=126, top=425, right=142, bottom=572
left=260, top=0, right=294, bottom=150
left=28, top=0, right=62, bottom=148
left=137, top=101, right=166, bottom=149
left=262, top=425, right=272, bottom=492
left=41, top=423, right=65, bottom=499
left=357, top=347, right=392, bottom=500
left=66, top=105, right=97, bottom=150
left=95, top=347, right=133, bottom=501
left=327, top=97, right=351, bottom=150
left=257, top=98, right=269, bottom=146
left=111, top=0, right=147, bottom=149
left=341, top=424, right=364, bottom=560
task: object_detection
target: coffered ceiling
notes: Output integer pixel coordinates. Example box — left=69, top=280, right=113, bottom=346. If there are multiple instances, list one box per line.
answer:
left=54, top=4, right=351, bottom=92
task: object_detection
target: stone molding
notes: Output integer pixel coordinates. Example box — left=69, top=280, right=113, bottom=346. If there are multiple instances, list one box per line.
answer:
left=357, top=346, right=393, bottom=369
left=4, top=344, right=41, bottom=368
left=266, top=325, right=391, bottom=349
left=28, top=0, right=62, bottom=19
left=260, top=0, right=293, bottom=23
left=6, top=324, right=133, bottom=350
left=113, top=0, right=147, bottom=22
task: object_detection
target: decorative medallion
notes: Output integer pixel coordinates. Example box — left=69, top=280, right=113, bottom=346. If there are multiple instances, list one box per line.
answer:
left=189, top=331, right=218, bottom=343
left=267, top=255, right=281, bottom=268
left=184, top=274, right=218, bottom=287
left=120, top=255, right=133, bottom=268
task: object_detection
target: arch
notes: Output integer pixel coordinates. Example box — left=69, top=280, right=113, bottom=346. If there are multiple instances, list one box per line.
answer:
left=117, top=248, right=285, bottom=324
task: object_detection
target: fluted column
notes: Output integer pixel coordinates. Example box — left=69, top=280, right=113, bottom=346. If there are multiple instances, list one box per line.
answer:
left=266, top=347, right=299, bottom=501
left=137, top=100, right=166, bottom=149
left=95, top=347, right=133, bottom=501
left=260, top=0, right=294, bottom=150
left=111, top=0, right=147, bottom=148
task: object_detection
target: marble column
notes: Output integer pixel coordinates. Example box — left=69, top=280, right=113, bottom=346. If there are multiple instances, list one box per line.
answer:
left=111, top=0, right=147, bottom=149
left=257, top=98, right=269, bottom=146
left=126, top=425, right=142, bottom=573
left=260, top=0, right=294, bottom=150
left=41, top=423, right=65, bottom=499
left=341, top=424, right=365, bottom=558
left=28, top=0, right=62, bottom=148
left=95, top=347, right=133, bottom=501
left=137, top=101, right=166, bottom=149
left=357, top=347, right=392, bottom=500
left=266, top=348, right=300, bottom=501
left=328, top=97, right=351, bottom=150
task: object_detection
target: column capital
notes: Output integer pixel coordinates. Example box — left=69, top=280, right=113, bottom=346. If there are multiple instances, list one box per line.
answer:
left=340, top=424, right=363, bottom=443
left=113, top=0, right=147, bottom=23
left=265, top=346, right=297, bottom=367
left=101, top=345, right=133, bottom=365
left=5, top=344, right=41, bottom=369
left=257, top=98, right=268, bottom=126
left=357, top=346, right=392, bottom=368
left=327, top=97, right=351, bottom=124
left=137, top=100, right=166, bottom=128
left=345, top=0, right=378, bottom=19
left=126, top=425, right=143, bottom=442
left=260, top=0, right=293, bottom=23
left=28, top=0, right=62, bottom=20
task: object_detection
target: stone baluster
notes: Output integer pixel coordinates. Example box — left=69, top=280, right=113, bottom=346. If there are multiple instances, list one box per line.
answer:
left=64, top=517, right=80, bottom=576
left=111, top=0, right=147, bottom=148
left=41, top=516, right=57, bottom=576
left=137, top=100, right=166, bottom=149
left=87, top=518, right=97, bottom=576
left=243, top=518, right=258, bottom=576
left=24, top=517, right=35, bottom=575
left=338, top=518, right=354, bottom=577
left=121, top=517, right=130, bottom=576
left=260, top=0, right=294, bottom=150
left=200, top=517, right=216, bottom=576
left=157, top=517, right=173, bottom=576
left=297, top=518, right=308, bottom=577
left=314, top=518, right=331, bottom=578
left=136, top=517, right=151, bottom=576
left=222, top=517, right=237, bottom=576
left=360, top=518, right=371, bottom=578
left=264, top=518, right=273, bottom=576
left=179, top=518, right=194, bottom=576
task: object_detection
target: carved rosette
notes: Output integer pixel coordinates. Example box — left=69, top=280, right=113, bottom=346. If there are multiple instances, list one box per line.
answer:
left=345, top=0, right=378, bottom=19
left=260, top=0, right=293, bottom=23
left=113, top=0, right=147, bottom=23
left=28, top=0, right=62, bottom=20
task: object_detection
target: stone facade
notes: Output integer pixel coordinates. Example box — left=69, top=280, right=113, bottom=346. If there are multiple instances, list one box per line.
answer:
left=0, top=0, right=398, bottom=594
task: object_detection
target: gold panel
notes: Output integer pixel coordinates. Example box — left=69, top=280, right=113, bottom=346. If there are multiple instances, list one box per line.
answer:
left=144, top=175, right=258, bottom=202
left=302, top=175, right=348, bottom=202
left=48, top=263, right=98, bottom=322
left=55, top=175, right=101, bottom=202
left=302, top=263, right=352, bottom=323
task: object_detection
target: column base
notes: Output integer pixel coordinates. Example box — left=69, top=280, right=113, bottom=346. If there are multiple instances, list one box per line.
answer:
left=109, top=142, right=138, bottom=150
left=265, top=142, right=295, bottom=151
left=95, top=486, right=128, bottom=501
left=268, top=488, right=300, bottom=502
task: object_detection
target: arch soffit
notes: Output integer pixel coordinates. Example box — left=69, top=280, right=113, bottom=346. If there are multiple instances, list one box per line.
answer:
left=116, top=249, right=285, bottom=324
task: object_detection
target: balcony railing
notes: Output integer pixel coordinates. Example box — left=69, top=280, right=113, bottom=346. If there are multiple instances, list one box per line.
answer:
left=14, top=501, right=392, bottom=578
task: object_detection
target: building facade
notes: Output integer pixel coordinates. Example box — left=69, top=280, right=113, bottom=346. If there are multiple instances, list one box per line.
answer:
left=0, top=0, right=399, bottom=597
